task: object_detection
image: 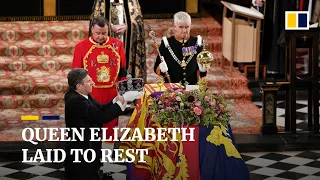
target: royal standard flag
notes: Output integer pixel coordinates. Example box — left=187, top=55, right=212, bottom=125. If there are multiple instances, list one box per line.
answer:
left=285, top=11, right=309, bottom=30
left=121, top=85, right=250, bottom=180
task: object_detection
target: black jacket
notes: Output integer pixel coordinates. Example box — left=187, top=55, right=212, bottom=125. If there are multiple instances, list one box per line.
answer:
left=154, top=36, right=206, bottom=85
left=64, top=89, right=122, bottom=180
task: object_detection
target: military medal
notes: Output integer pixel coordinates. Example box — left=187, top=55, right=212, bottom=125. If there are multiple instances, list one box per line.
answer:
left=163, top=37, right=198, bottom=69
left=182, top=46, right=197, bottom=56
left=181, top=39, right=187, bottom=68
left=181, top=60, right=187, bottom=67
left=112, top=42, right=118, bottom=50
left=181, top=47, right=188, bottom=67
left=181, top=45, right=197, bottom=68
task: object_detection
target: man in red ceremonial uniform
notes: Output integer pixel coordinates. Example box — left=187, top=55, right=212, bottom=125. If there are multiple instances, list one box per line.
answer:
left=72, top=17, right=127, bottom=179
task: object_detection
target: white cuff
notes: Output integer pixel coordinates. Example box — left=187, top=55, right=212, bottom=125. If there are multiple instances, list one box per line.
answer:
left=199, top=69, right=207, bottom=73
left=116, top=101, right=127, bottom=111
left=112, top=97, right=117, bottom=104
left=252, top=0, right=257, bottom=6
left=197, top=35, right=202, bottom=46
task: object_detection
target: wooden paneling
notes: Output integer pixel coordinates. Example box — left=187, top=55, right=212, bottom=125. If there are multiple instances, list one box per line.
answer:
left=44, top=0, right=56, bottom=16
left=186, top=0, right=198, bottom=13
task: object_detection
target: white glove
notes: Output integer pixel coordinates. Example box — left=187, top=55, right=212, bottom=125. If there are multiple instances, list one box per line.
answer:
left=112, top=96, right=118, bottom=104
left=198, top=62, right=209, bottom=72
left=122, top=91, right=143, bottom=102
left=159, top=57, right=168, bottom=73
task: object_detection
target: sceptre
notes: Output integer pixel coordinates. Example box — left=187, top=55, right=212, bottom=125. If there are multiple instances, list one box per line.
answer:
left=149, top=28, right=171, bottom=83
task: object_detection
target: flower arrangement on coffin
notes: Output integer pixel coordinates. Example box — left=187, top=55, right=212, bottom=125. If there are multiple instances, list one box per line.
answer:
left=149, top=79, right=231, bottom=127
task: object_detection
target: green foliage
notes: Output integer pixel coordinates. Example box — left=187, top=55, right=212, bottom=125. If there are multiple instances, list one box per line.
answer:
left=149, top=79, right=231, bottom=127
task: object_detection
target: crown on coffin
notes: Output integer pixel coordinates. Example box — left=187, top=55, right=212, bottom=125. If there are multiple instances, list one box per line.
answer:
left=116, top=73, right=144, bottom=95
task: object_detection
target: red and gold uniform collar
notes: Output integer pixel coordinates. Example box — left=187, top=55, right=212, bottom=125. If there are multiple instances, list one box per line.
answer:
left=89, top=36, right=110, bottom=46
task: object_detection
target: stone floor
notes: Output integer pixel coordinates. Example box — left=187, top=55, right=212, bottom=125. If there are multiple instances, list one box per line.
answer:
left=0, top=150, right=319, bottom=180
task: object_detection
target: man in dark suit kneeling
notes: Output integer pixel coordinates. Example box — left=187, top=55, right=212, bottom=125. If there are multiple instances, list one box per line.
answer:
left=64, top=68, right=142, bottom=180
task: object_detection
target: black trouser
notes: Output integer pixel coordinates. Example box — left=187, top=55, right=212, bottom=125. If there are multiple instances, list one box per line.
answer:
left=64, top=143, right=101, bottom=180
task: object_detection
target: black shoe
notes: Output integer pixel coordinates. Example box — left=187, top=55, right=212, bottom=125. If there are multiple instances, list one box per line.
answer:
left=102, top=172, right=114, bottom=180
left=98, top=170, right=104, bottom=179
